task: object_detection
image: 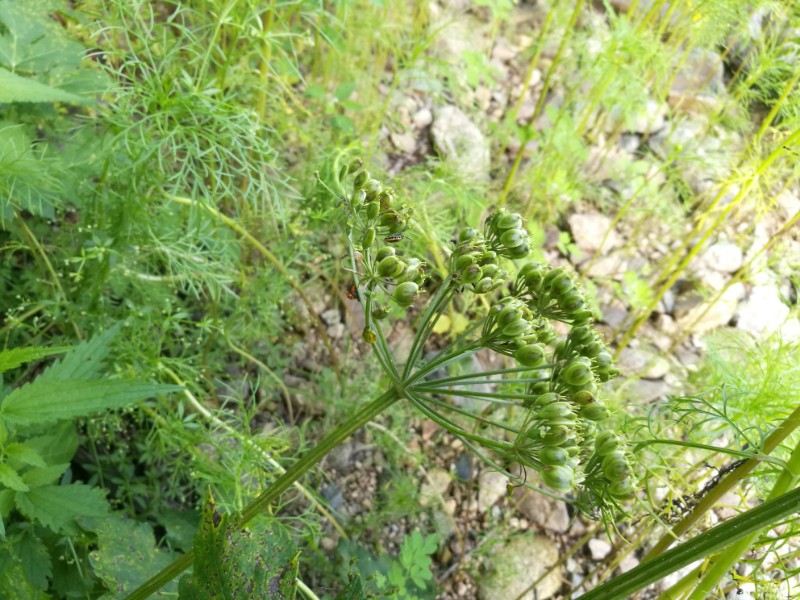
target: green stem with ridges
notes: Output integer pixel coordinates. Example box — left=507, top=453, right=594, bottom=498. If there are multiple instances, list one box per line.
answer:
left=125, top=387, right=401, bottom=599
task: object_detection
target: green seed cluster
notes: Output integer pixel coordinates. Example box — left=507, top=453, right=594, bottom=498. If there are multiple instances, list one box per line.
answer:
left=480, top=297, right=555, bottom=364
left=338, top=159, right=427, bottom=313
left=516, top=263, right=594, bottom=326
left=449, top=228, right=510, bottom=294
left=484, top=208, right=532, bottom=259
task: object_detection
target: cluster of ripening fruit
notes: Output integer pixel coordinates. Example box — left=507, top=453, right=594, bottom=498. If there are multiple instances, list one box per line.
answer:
left=339, top=160, right=635, bottom=500
left=339, top=160, right=426, bottom=313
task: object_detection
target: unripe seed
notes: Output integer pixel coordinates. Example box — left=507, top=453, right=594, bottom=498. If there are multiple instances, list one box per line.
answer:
left=533, top=392, right=559, bottom=407
left=353, top=170, right=369, bottom=189
left=595, top=351, right=613, bottom=368
left=375, top=246, right=396, bottom=262
left=550, top=273, right=574, bottom=295
left=580, top=403, right=609, bottom=421
left=458, top=228, right=479, bottom=243
left=360, top=228, right=376, bottom=248
left=560, top=290, right=584, bottom=312
left=497, top=306, right=522, bottom=326
left=496, top=212, right=523, bottom=231
left=499, top=228, right=525, bottom=248
left=501, top=319, right=529, bottom=338
left=541, top=465, right=574, bottom=492
left=573, top=389, right=595, bottom=405
left=538, top=401, right=573, bottom=420
left=540, top=446, right=568, bottom=467
left=377, top=255, right=404, bottom=278
left=473, top=277, right=494, bottom=293
left=393, top=281, right=419, bottom=306
left=541, top=426, right=571, bottom=446
left=595, top=431, right=619, bottom=456
left=480, top=250, right=497, bottom=264
left=506, top=242, right=531, bottom=259
left=608, top=478, right=635, bottom=499
left=480, top=263, right=498, bottom=278
left=365, top=201, right=380, bottom=220
left=371, top=305, right=390, bottom=320
left=460, top=263, right=483, bottom=284
left=348, top=158, right=363, bottom=173
left=362, top=327, right=377, bottom=344
left=513, top=344, right=545, bottom=368
left=602, top=452, right=629, bottom=482
left=455, top=252, right=479, bottom=271
left=563, top=362, right=593, bottom=387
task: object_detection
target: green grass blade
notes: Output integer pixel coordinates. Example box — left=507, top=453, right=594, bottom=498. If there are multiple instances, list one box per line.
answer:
left=579, top=486, right=800, bottom=600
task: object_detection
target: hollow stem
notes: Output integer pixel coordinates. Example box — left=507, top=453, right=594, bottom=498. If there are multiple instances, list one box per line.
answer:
left=125, top=387, right=401, bottom=599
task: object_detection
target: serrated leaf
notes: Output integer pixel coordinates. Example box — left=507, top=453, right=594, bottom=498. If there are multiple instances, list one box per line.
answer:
left=24, top=422, right=78, bottom=466
left=0, top=462, right=28, bottom=491
left=334, top=565, right=372, bottom=600
left=21, top=463, right=69, bottom=488
left=4, top=443, right=46, bottom=468
left=0, top=560, right=49, bottom=599
left=15, top=483, right=109, bottom=534
left=0, top=379, right=182, bottom=425
left=0, top=1, right=83, bottom=74
left=178, top=497, right=299, bottom=600
left=0, top=67, right=88, bottom=104
left=0, top=346, right=70, bottom=375
left=14, top=529, right=51, bottom=589
left=38, top=326, right=119, bottom=382
left=81, top=515, right=178, bottom=598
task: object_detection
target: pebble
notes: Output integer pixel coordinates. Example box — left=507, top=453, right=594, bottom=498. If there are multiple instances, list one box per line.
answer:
left=419, top=467, right=451, bottom=508
left=736, top=285, right=790, bottom=337
left=389, top=130, right=417, bottom=154
left=567, top=212, right=623, bottom=252
left=702, top=241, right=743, bottom=273
left=431, top=105, right=490, bottom=182
left=513, top=486, right=570, bottom=533
left=477, top=470, right=508, bottom=513
left=412, top=107, right=433, bottom=129
left=588, top=538, right=612, bottom=560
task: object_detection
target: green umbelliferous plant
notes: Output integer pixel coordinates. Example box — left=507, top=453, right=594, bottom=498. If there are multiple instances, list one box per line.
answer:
left=128, top=161, right=634, bottom=598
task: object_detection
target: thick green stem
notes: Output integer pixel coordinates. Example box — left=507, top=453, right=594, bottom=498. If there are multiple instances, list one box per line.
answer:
left=687, top=429, right=800, bottom=599
left=125, top=388, right=401, bottom=600
left=644, top=402, right=800, bottom=560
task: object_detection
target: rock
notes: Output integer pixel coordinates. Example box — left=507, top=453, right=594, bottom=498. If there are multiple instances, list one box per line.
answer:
left=327, top=323, right=346, bottom=339
left=412, top=107, right=433, bottom=129
left=669, top=48, right=725, bottom=113
left=619, top=554, right=639, bottom=573
left=477, top=536, right=562, bottom=600
left=431, top=105, right=490, bottom=182
left=477, top=470, right=508, bottom=513
left=618, top=346, right=670, bottom=379
left=567, top=212, right=622, bottom=253
left=626, top=378, right=670, bottom=403
left=702, top=241, right=743, bottom=273
left=736, top=286, right=790, bottom=337
left=600, top=301, right=629, bottom=328
left=419, top=467, right=452, bottom=508
left=455, top=453, right=473, bottom=480
left=320, top=308, right=340, bottom=326
left=588, top=538, right=612, bottom=561
left=513, top=487, right=570, bottom=533
left=390, top=130, right=416, bottom=154
left=605, top=99, right=667, bottom=134
left=579, top=251, right=629, bottom=280
left=676, top=283, right=745, bottom=334
left=618, top=133, right=641, bottom=153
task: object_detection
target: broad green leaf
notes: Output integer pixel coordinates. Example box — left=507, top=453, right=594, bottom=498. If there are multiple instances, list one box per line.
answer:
left=15, top=483, right=109, bottom=534
left=0, top=1, right=83, bottom=74
left=0, top=561, right=49, bottom=600
left=24, top=422, right=78, bottom=465
left=0, top=488, right=13, bottom=517
left=0, top=379, right=181, bottom=425
left=0, top=462, right=28, bottom=491
left=38, top=326, right=119, bottom=382
left=15, top=529, right=51, bottom=590
left=4, top=443, right=46, bottom=468
left=82, top=515, right=178, bottom=598
left=21, top=463, right=69, bottom=488
left=178, top=497, right=299, bottom=600
left=0, top=67, right=88, bottom=104
left=0, top=346, right=70, bottom=374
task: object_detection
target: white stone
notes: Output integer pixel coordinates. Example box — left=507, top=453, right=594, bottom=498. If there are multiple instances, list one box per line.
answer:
left=431, top=105, right=490, bottom=182
left=567, top=212, right=622, bottom=253
left=412, top=107, right=433, bottom=129
left=512, top=486, right=570, bottom=533
left=677, top=283, right=745, bottom=334
left=389, top=131, right=416, bottom=154
left=419, top=467, right=451, bottom=508
left=736, top=286, right=790, bottom=337
left=702, top=241, right=743, bottom=273
left=588, top=538, right=612, bottom=560
left=477, top=470, right=508, bottom=513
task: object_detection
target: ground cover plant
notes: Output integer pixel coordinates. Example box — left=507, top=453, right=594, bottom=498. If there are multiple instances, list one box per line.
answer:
left=1, top=0, right=799, bottom=598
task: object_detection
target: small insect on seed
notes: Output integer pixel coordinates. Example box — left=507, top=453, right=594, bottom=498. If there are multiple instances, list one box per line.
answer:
left=384, top=233, right=405, bottom=243
left=345, top=283, right=359, bottom=300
